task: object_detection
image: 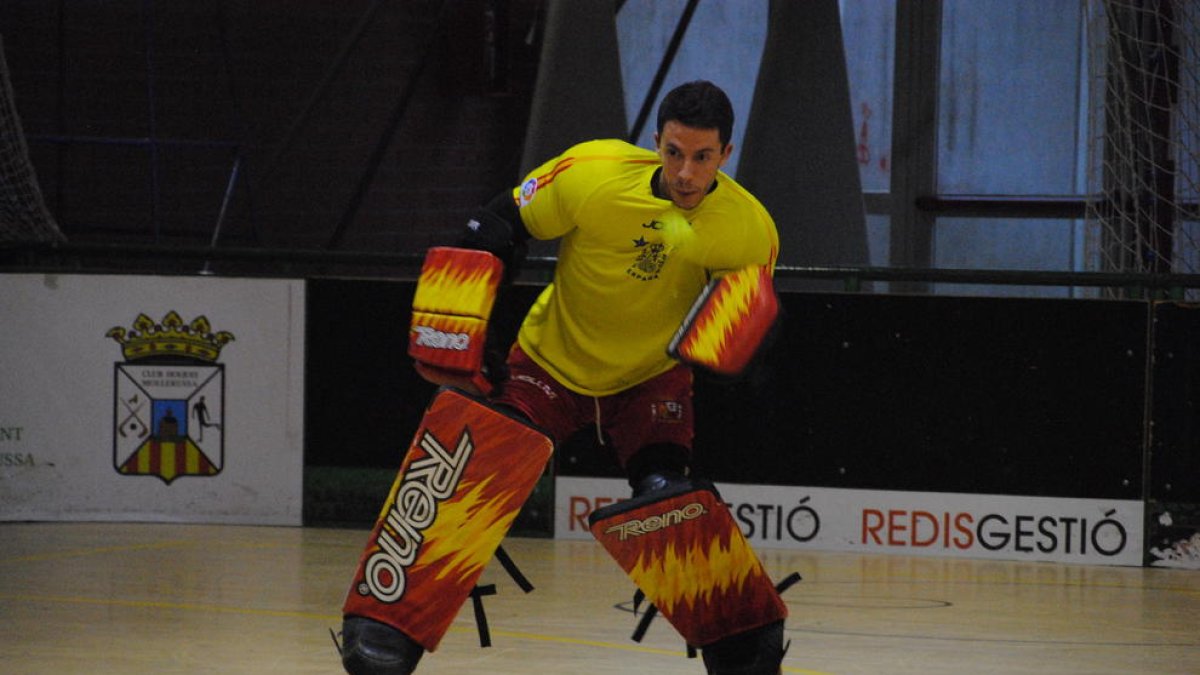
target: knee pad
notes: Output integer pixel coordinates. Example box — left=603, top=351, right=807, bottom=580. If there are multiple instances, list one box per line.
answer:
left=588, top=478, right=788, bottom=649
left=341, top=387, right=553, bottom=653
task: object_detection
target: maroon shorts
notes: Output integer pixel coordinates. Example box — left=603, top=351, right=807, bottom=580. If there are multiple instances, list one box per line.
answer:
left=492, top=345, right=694, bottom=467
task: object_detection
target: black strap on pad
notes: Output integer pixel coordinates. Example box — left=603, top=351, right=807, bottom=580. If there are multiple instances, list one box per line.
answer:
left=628, top=571, right=804, bottom=657
left=494, top=544, right=535, bottom=593
left=467, top=544, right=535, bottom=648
left=469, top=584, right=498, bottom=647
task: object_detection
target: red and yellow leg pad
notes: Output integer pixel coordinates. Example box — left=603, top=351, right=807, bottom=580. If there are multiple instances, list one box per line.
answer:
left=342, top=387, right=553, bottom=651
left=588, top=480, right=787, bottom=647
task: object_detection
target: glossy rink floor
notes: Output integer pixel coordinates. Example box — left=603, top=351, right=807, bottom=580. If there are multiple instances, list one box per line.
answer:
left=2, top=523, right=1198, bottom=674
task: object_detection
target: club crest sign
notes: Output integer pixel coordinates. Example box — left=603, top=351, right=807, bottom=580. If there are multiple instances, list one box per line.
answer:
left=106, top=311, right=235, bottom=484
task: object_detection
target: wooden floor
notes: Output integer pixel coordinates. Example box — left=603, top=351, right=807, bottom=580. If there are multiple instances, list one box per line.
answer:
left=2, top=522, right=1198, bottom=674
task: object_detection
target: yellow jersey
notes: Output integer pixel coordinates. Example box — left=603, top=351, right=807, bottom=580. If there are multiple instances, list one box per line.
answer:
left=512, top=139, right=779, bottom=396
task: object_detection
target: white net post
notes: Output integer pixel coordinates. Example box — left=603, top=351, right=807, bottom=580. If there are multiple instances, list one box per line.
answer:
left=0, top=34, right=64, bottom=245
left=1084, top=0, right=1200, bottom=290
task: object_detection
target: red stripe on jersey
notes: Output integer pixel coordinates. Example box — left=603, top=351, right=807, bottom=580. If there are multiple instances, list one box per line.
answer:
left=536, top=155, right=659, bottom=189
left=536, top=156, right=576, bottom=187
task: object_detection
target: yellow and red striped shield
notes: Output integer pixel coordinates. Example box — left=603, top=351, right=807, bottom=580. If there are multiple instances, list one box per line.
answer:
left=589, top=482, right=787, bottom=647
left=118, top=437, right=219, bottom=482
left=342, top=388, right=552, bottom=651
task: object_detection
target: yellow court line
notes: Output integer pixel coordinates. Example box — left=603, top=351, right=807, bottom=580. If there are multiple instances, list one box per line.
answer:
left=0, top=539, right=198, bottom=564
left=0, top=535, right=296, bottom=565
left=448, top=627, right=829, bottom=674
left=0, top=592, right=830, bottom=674
left=0, top=592, right=332, bottom=622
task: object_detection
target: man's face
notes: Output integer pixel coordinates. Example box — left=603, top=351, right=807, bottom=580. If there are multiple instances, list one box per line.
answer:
left=655, top=120, right=732, bottom=210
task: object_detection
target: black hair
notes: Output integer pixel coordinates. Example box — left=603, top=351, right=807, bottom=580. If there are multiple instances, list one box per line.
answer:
left=656, top=80, right=734, bottom=147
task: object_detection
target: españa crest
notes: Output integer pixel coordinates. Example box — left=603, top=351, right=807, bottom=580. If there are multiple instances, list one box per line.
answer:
left=106, top=311, right=234, bottom=484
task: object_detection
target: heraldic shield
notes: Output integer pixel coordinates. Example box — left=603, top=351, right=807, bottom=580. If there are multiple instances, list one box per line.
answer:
left=107, top=311, right=234, bottom=484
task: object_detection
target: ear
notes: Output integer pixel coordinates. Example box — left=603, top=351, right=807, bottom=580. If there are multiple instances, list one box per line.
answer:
left=719, top=143, right=734, bottom=168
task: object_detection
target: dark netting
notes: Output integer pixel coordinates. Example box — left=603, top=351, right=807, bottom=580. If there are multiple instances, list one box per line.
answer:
left=0, top=35, right=63, bottom=244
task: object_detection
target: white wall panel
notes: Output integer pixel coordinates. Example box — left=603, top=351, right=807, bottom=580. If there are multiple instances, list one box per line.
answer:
left=0, top=273, right=305, bottom=525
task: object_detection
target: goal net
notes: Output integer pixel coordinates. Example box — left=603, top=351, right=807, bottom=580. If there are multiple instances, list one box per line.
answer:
left=0, top=35, right=64, bottom=245
left=1084, top=0, right=1200, bottom=284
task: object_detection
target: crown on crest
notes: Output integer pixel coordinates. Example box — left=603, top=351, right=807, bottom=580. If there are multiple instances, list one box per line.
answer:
left=106, top=311, right=235, bottom=363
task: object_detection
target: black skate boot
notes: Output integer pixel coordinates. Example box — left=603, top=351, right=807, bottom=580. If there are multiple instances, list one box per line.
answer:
left=340, top=615, right=425, bottom=675
left=701, top=620, right=787, bottom=675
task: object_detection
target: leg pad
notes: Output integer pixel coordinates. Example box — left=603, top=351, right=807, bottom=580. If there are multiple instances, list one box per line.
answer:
left=341, top=388, right=553, bottom=652
left=588, top=479, right=787, bottom=648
